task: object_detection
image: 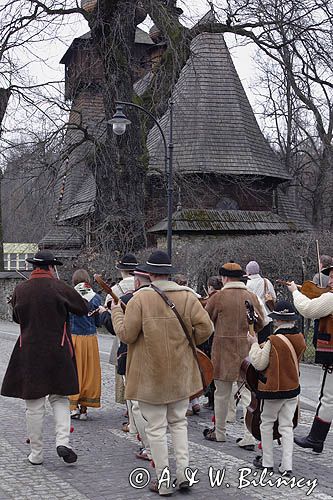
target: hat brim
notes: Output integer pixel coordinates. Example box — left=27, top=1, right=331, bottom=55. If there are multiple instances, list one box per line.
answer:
left=115, top=263, right=138, bottom=271
left=220, top=269, right=244, bottom=278
left=26, top=258, right=63, bottom=266
left=136, top=263, right=179, bottom=275
left=321, top=266, right=333, bottom=276
left=268, top=311, right=299, bottom=321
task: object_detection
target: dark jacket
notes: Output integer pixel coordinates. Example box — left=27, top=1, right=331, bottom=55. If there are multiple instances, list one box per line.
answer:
left=70, top=293, right=102, bottom=335
left=1, top=275, right=88, bottom=399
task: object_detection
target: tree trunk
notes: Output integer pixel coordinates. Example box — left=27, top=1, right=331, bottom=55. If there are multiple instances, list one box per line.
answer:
left=89, top=1, right=146, bottom=253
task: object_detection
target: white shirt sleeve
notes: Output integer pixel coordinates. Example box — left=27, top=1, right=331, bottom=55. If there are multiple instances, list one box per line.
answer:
left=249, top=340, right=271, bottom=371
left=293, top=289, right=333, bottom=319
left=267, top=279, right=276, bottom=300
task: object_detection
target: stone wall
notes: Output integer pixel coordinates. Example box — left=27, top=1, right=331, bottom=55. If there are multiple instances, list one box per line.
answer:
left=0, top=272, right=28, bottom=321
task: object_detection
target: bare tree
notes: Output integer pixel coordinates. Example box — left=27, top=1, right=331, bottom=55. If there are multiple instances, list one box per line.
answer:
left=1, top=0, right=332, bottom=259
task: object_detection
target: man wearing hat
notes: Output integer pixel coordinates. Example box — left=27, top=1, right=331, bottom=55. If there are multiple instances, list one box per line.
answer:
left=102, top=253, right=138, bottom=405
left=1, top=250, right=88, bottom=465
left=205, top=261, right=265, bottom=449
left=111, top=250, right=213, bottom=496
left=288, top=267, right=333, bottom=453
left=247, top=300, right=306, bottom=475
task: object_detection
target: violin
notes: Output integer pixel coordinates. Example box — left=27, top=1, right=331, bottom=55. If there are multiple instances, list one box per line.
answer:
left=93, top=274, right=126, bottom=312
left=276, top=279, right=332, bottom=299
left=239, top=300, right=298, bottom=441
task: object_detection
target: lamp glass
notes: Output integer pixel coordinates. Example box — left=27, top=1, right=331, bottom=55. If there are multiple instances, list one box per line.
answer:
left=113, top=123, right=127, bottom=135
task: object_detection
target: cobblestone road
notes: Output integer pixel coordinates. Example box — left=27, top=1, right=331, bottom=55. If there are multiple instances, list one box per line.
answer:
left=0, top=323, right=332, bottom=500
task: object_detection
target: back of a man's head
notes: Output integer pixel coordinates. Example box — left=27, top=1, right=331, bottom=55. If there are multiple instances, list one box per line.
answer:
left=320, top=255, right=333, bottom=269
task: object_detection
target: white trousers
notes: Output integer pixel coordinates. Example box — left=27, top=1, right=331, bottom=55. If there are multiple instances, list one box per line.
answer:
left=139, top=399, right=189, bottom=489
left=227, top=382, right=238, bottom=422
left=260, top=397, right=298, bottom=471
left=25, top=395, right=71, bottom=464
left=127, top=399, right=151, bottom=455
left=214, top=380, right=255, bottom=445
left=317, top=368, right=333, bottom=422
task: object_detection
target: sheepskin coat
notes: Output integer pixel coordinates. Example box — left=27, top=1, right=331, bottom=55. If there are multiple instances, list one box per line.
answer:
left=1, top=273, right=88, bottom=400
left=206, top=281, right=265, bottom=382
left=111, top=280, right=214, bottom=404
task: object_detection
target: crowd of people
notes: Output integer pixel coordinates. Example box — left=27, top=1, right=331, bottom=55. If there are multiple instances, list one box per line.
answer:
left=1, top=249, right=332, bottom=496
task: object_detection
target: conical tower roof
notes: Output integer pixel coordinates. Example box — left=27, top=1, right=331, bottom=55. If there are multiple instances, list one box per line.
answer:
left=147, top=33, right=290, bottom=181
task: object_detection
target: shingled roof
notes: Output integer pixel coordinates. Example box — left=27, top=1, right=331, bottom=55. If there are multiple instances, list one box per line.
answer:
left=148, top=208, right=297, bottom=234
left=147, top=33, right=290, bottom=181
left=277, top=189, right=313, bottom=231
left=148, top=209, right=297, bottom=234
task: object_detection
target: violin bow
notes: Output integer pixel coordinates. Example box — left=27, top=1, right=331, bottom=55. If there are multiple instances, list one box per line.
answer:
left=315, top=240, right=322, bottom=287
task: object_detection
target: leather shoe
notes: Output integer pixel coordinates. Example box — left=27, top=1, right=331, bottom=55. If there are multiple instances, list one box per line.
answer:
left=236, top=438, right=255, bottom=451
left=253, top=455, right=273, bottom=472
left=56, top=446, right=77, bottom=464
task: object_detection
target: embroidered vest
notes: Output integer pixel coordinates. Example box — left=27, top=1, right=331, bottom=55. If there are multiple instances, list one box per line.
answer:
left=257, top=329, right=306, bottom=400
left=317, top=315, right=333, bottom=365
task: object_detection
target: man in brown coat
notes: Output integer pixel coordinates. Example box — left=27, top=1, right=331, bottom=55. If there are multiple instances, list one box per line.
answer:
left=205, top=261, right=265, bottom=449
left=111, top=251, right=213, bottom=496
left=1, top=250, right=88, bottom=465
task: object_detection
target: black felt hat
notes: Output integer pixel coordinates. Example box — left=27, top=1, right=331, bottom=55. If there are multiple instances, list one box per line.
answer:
left=268, top=300, right=299, bottom=321
left=26, top=250, right=63, bottom=266
left=136, top=251, right=179, bottom=275
left=115, top=254, right=138, bottom=271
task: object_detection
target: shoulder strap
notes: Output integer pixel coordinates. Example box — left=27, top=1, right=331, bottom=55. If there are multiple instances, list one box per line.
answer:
left=150, top=284, right=205, bottom=389
left=150, top=284, right=196, bottom=354
left=264, top=278, right=268, bottom=294
left=276, top=334, right=299, bottom=373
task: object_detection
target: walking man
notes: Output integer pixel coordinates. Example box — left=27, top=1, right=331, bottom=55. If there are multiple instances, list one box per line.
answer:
left=205, top=261, right=265, bottom=449
left=1, top=250, right=88, bottom=465
left=111, top=251, right=213, bottom=496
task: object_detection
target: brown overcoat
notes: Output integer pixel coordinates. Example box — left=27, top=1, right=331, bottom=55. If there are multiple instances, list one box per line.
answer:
left=1, top=275, right=88, bottom=399
left=111, top=280, right=214, bottom=404
left=206, top=281, right=265, bottom=381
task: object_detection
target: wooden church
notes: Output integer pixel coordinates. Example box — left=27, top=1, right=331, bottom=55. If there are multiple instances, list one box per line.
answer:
left=39, top=1, right=311, bottom=258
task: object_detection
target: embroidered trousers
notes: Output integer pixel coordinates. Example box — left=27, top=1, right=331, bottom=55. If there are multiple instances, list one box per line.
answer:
left=260, top=397, right=298, bottom=471
left=139, top=398, right=189, bottom=494
left=25, top=395, right=71, bottom=464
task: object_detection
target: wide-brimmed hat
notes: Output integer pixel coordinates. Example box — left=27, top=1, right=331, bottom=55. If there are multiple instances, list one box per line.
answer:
left=219, top=261, right=244, bottom=278
left=136, top=251, right=179, bottom=275
left=115, top=253, right=138, bottom=271
left=321, top=265, right=333, bottom=276
left=26, top=250, right=63, bottom=266
left=268, top=300, right=299, bottom=321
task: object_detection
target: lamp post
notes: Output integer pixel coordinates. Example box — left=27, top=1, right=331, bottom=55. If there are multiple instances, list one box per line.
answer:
left=109, top=100, right=174, bottom=259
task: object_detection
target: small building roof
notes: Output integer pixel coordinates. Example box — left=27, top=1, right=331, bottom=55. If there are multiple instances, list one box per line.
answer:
left=147, top=33, right=291, bottom=182
left=60, top=28, right=154, bottom=65
left=148, top=208, right=298, bottom=234
left=39, top=225, right=83, bottom=249
left=3, top=243, right=38, bottom=254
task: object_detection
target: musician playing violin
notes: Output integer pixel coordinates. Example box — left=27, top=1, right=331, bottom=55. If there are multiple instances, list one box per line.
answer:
left=247, top=301, right=306, bottom=475
left=288, top=265, right=333, bottom=453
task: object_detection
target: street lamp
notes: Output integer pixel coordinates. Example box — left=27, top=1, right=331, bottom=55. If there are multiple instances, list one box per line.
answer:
left=109, top=100, right=174, bottom=259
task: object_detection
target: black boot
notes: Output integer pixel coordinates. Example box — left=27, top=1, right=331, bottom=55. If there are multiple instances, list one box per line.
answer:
left=294, top=416, right=331, bottom=453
